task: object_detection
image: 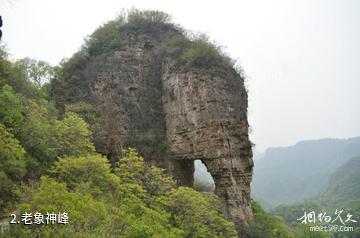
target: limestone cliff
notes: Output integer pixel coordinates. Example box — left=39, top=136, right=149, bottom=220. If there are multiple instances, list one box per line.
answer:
left=52, top=11, right=253, bottom=236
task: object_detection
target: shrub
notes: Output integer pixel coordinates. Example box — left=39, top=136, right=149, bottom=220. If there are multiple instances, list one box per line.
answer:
left=168, top=35, right=234, bottom=70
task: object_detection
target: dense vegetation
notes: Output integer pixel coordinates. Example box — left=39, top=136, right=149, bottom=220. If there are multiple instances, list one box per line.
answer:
left=319, top=157, right=360, bottom=206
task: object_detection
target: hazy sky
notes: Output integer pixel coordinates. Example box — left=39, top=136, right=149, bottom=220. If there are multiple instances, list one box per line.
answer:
left=2, top=0, right=360, bottom=152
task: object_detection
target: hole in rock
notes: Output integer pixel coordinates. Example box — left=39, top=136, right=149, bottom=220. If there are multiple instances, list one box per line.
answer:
left=194, top=160, right=215, bottom=192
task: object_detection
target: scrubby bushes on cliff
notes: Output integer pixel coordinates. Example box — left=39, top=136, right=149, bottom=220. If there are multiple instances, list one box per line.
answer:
left=84, top=9, right=174, bottom=57
left=124, top=9, right=173, bottom=31
left=85, top=16, right=125, bottom=56
left=167, top=34, right=234, bottom=70
left=179, top=38, right=226, bottom=67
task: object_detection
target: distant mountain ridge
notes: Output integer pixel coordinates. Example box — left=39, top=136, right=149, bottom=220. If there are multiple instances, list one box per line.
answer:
left=270, top=156, right=360, bottom=237
left=318, top=156, right=360, bottom=206
left=252, top=137, right=360, bottom=209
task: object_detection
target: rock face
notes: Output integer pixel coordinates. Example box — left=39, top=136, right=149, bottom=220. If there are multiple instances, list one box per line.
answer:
left=162, top=67, right=254, bottom=228
left=54, top=21, right=254, bottom=235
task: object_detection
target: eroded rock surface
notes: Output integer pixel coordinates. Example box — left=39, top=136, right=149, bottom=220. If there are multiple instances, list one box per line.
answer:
left=53, top=23, right=254, bottom=236
left=162, top=66, right=254, bottom=228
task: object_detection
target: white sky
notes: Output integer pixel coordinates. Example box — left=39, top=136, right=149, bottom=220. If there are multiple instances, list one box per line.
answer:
left=2, top=0, right=360, bottom=152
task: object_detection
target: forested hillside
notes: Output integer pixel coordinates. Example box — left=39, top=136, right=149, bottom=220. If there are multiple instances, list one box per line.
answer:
left=319, top=156, right=360, bottom=206
left=252, top=137, right=360, bottom=208
left=271, top=157, right=360, bottom=237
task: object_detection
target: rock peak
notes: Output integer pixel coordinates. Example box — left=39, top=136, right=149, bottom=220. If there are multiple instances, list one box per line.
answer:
left=52, top=10, right=254, bottom=236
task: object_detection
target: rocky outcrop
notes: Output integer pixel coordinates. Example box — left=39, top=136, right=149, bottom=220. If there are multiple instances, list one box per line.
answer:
left=162, top=66, right=254, bottom=229
left=53, top=20, right=254, bottom=236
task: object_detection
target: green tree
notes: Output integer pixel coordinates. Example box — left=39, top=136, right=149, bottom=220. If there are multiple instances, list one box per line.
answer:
left=0, top=47, right=29, bottom=96
left=115, top=148, right=175, bottom=197
left=1, top=48, right=51, bottom=99
left=65, top=102, right=100, bottom=126
left=162, top=187, right=237, bottom=238
left=0, top=84, right=24, bottom=131
left=49, top=154, right=121, bottom=198
left=65, top=102, right=105, bottom=150
left=14, top=58, right=54, bottom=86
left=54, top=112, right=95, bottom=157
left=0, top=123, right=26, bottom=211
left=19, top=100, right=58, bottom=176
left=19, top=108, right=96, bottom=178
